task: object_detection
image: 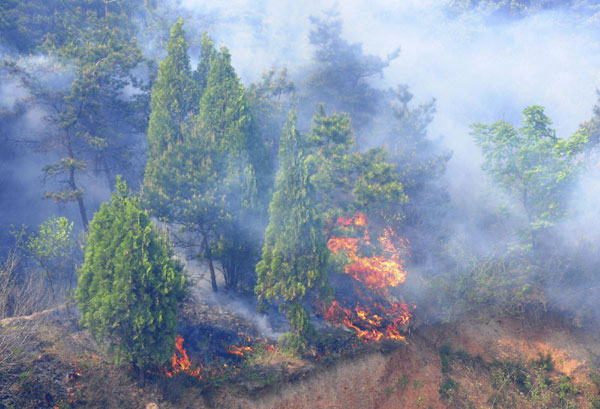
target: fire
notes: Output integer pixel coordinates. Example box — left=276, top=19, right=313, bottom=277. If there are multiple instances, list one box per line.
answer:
left=324, top=213, right=412, bottom=342
left=327, top=216, right=408, bottom=293
left=165, top=335, right=202, bottom=378
left=324, top=300, right=411, bottom=342
left=226, top=345, right=254, bottom=357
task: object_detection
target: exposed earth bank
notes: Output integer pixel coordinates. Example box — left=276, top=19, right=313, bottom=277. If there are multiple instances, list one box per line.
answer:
left=2, top=306, right=599, bottom=409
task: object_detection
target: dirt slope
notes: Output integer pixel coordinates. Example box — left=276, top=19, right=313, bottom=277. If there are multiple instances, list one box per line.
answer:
left=2, top=308, right=599, bottom=409
left=205, top=314, right=600, bottom=409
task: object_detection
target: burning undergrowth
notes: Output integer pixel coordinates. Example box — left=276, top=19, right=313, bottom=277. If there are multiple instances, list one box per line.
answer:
left=321, top=212, right=414, bottom=342
left=151, top=213, right=415, bottom=391
left=154, top=323, right=278, bottom=385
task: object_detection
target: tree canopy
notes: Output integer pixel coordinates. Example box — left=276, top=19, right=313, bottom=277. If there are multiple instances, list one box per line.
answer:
left=472, top=105, right=588, bottom=250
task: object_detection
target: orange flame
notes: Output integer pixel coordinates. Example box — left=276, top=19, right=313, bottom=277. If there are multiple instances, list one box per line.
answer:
left=165, top=335, right=202, bottom=378
left=324, top=213, right=412, bottom=342
left=328, top=218, right=408, bottom=294
left=226, top=345, right=254, bottom=357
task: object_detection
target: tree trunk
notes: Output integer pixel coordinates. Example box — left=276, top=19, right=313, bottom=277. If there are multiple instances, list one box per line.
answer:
left=65, top=129, right=89, bottom=230
left=77, top=196, right=89, bottom=231
left=201, top=231, right=217, bottom=292
left=102, top=154, right=115, bottom=192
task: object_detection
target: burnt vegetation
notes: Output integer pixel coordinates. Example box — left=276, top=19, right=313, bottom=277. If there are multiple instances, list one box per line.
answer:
left=1, top=0, right=600, bottom=408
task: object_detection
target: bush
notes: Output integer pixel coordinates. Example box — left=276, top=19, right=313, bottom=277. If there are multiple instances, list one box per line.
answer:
left=76, top=177, right=186, bottom=378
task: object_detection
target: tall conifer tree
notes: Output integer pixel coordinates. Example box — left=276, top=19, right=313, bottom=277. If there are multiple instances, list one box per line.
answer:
left=146, top=18, right=197, bottom=155
left=255, top=111, right=329, bottom=351
left=195, top=47, right=271, bottom=290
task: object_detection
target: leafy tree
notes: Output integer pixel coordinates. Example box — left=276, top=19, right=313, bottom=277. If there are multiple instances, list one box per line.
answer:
left=472, top=105, right=587, bottom=252
left=256, top=107, right=406, bottom=349
left=255, top=111, right=330, bottom=352
left=22, top=216, right=79, bottom=298
left=307, top=105, right=407, bottom=229
left=76, top=177, right=185, bottom=381
left=0, top=0, right=146, bottom=53
left=143, top=112, right=225, bottom=292
left=193, top=33, right=217, bottom=98
left=247, top=67, right=296, bottom=164
left=143, top=20, right=219, bottom=290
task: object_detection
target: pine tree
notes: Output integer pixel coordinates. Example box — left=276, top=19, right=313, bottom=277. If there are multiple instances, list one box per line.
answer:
left=5, top=0, right=147, bottom=229
left=255, top=111, right=329, bottom=352
left=76, top=177, right=186, bottom=381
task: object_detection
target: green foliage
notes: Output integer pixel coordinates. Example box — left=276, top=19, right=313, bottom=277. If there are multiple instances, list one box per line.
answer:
left=194, top=33, right=217, bottom=97
left=532, top=351, right=555, bottom=372
left=439, top=377, right=459, bottom=399
left=439, top=343, right=456, bottom=374
left=22, top=216, right=79, bottom=295
left=4, top=0, right=148, bottom=228
left=307, top=105, right=407, bottom=226
left=198, top=44, right=272, bottom=290
left=473, top=106, right=587, bottom=250
left=255, top=111, right=329, bottom=351
left=146, top=18, right=198, bottom=156
left=76, top=177, right=186, bottom=371
left=196, top=45, right=272, bottom=219
left=396, top=375, right=410, bottom=388
left=247, top=67, right=296, bottom=161
left=429, top=249, right=542, bottom=321
left=256, top=106, right=410, bottom=348
left=144, top=27, right=271, bottom=292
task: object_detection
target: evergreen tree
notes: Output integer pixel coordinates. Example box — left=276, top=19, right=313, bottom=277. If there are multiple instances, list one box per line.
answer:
left=4, top=0, right=147, bottom=229
left=255, top=111, right=329, bottom=352
left=76, top=177, right=185, bottom=381
left=308, top=105, right=407, bottom=229
left=195, top=46, right=272, bottom=290
left=146, top=18, right=197, bottom=156
left=143, top=114, right=225, bottom=292
left=305, top=13, right=398, bottom=135
left=383, top=86, right=452, bottom=265
left=247, top=67, right=296, bottom=164
left=144, top=39, right=270, bottom=292
left=193, top=33, right=217, bottom=98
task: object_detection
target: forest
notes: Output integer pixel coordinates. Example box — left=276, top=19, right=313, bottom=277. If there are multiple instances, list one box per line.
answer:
left=1, top=1, right=600, bottom=408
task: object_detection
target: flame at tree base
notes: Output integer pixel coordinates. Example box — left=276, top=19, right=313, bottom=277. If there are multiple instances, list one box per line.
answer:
left=324, top=212, right=413, bottom=342
left=324, top=300, right=411, bottom=342
left=164, top=334, right=202, bottom=378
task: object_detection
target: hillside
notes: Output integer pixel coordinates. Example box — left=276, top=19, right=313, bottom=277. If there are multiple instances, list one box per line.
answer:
left=2, top=301, right=599, bottom=409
